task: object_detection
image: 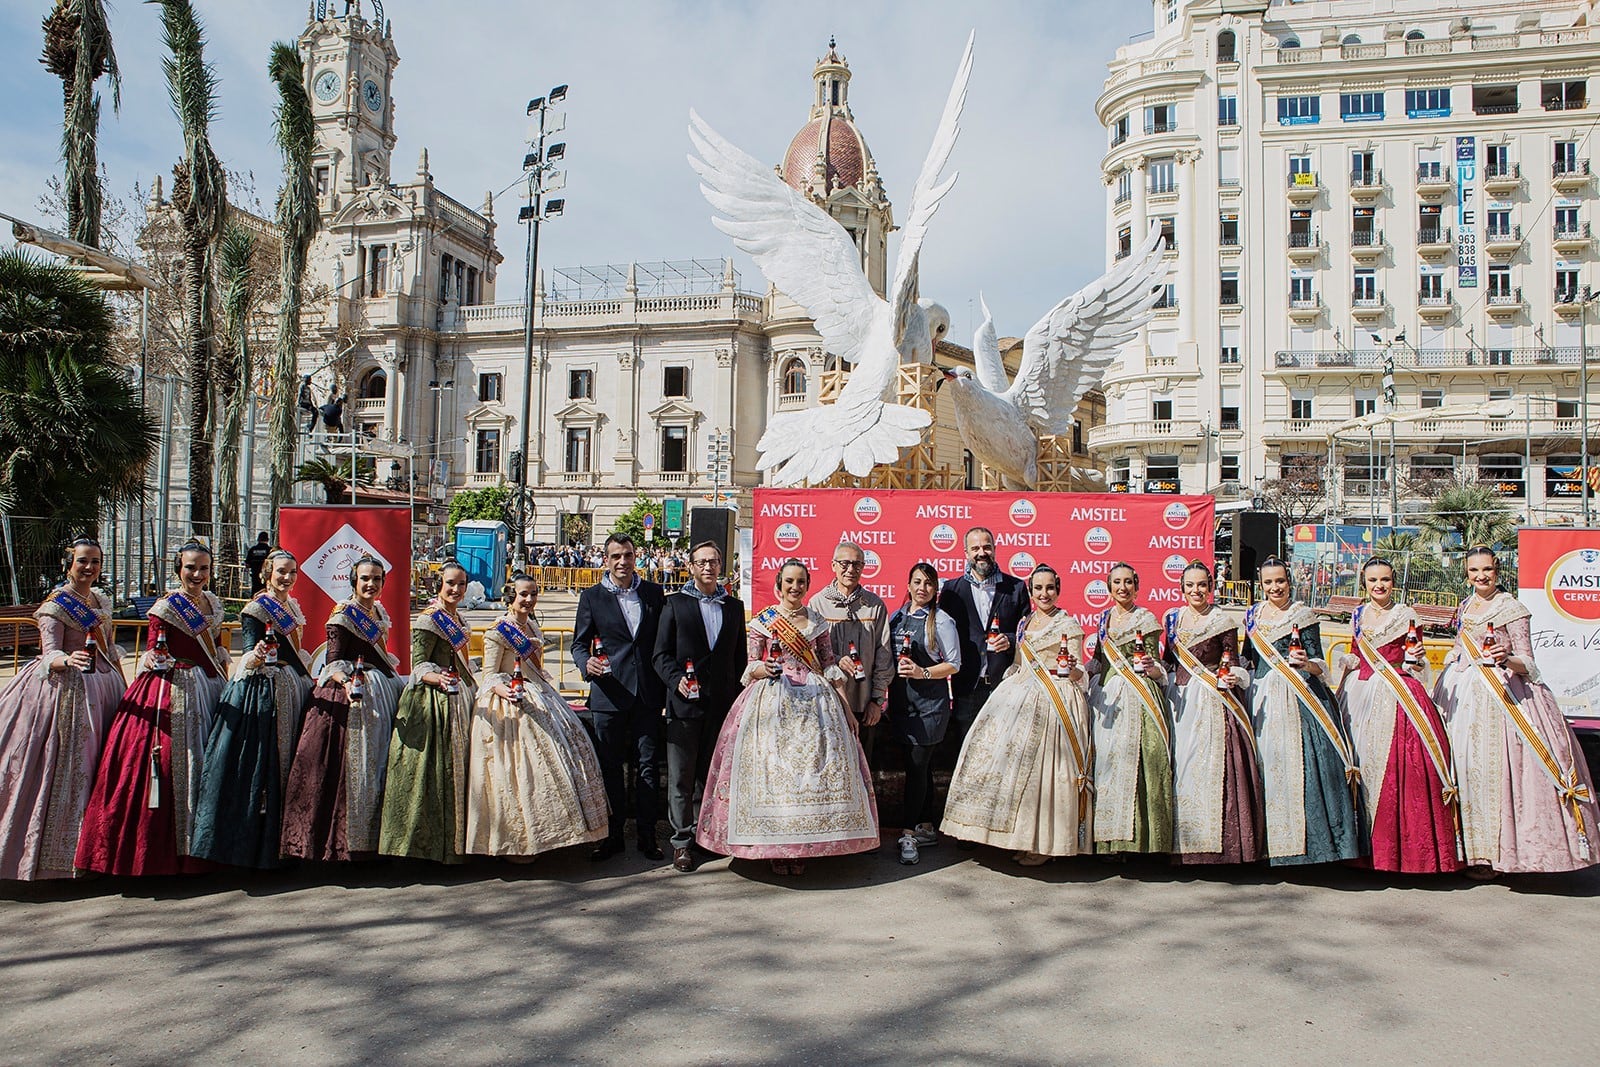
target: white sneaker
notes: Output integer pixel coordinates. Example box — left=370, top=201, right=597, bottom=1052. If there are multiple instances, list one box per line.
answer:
left=912, top=823, right=940, bottom=847
left=898, top=832, right=921, bottom=865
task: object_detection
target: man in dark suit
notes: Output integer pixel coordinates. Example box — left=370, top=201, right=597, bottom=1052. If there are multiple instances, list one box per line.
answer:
left=937, top=527, right=1029, bottom=778
left=573, top=533, right=667, bottom=861
left=652, top=540, right=747, bottom=872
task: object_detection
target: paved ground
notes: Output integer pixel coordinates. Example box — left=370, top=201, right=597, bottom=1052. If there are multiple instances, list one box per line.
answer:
left=3, top=843, right=1599, bottom=1064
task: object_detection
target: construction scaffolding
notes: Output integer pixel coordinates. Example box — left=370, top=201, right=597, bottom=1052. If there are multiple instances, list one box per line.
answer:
left=546, top=259, right=737, bottom=301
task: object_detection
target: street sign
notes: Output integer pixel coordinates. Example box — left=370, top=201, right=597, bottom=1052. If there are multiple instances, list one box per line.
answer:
left=643, top=512, right=654, bottom=542
left=664, top=497, right=685, bottom=535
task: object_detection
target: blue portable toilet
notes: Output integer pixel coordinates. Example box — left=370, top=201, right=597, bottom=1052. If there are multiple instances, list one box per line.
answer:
left=454, top=519, right=509, bottom=592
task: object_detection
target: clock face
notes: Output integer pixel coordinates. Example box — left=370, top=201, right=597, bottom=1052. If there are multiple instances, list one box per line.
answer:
left=314, top=69, right=340, bottom=103
left=363, top=79, right=383, bottom=113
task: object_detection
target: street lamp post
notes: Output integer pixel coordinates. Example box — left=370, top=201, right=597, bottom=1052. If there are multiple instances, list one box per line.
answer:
left=1583, top=297, right=1594, bottom=525
left=429, top=378, right=453, bottom=515
left=516, top=84, right=569, bottom=566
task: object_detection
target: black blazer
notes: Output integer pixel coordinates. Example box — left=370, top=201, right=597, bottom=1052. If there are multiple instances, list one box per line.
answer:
left=938, top=572, right=1029, bottom=695
left=572, top=578, right=666, bottom=713
left=653, top=591, right=747, bottom=719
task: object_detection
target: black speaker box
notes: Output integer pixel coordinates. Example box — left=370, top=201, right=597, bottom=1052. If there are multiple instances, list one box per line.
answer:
left=1232, top=511, right=1281, bottom=584
left=688, top=507, right=735, bottom=569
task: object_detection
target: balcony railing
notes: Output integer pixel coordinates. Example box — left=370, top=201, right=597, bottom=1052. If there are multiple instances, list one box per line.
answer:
left=1555, top=222, right=1593, bottom=242
left=1485, top=224, right=1522, bottom=243
left=1153, top=294, right=1179, bottom=311
left=1350, top=228, right=1384, bottom=247
left=1417, top=164, right=1449, bottom=183
left=1288, top=230, right=1321, bottom=248
left=1111, top=129, right=1129, bottom=148
left=1417, top=227, right=1452, bottom=245
left=1273, top=347, right=1584, bottom=371
left=1351, top=289, right=1386, bottom=307
left=1419, top=287, right=1452, bottom=305
left=1486, top=286, right=1524, bottom=306
left=1114, top=189, right=1131, bottom=205
left=1554, top=158, right=1591, bottom=178
left=1144, top=119, right=1179, bottom=135
left=1556, top=286, right=1593, bottom=305
left=1288, top=293, right=1323, bottom=310
left=1349, top=169, right=1384, bottom=189
left=1287, top=172, right=1321, bottom=189
left=1219, top=291, right=1241, bottom=306
left=1219, top=233, right=1241, bottom=247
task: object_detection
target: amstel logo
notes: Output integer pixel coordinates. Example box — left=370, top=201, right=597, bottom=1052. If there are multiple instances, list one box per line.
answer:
left=1084, top=526, right=1113, bottom=555
left=1163, top=554, right=1188, bottom=582
left=1084, top=579, right=1111, bottom=609
left=1546, top=548, right=1600, bottom=623
left=860, top=548, right=882, bottom=579
left=773, top=523, right=802, bottom=551
left=853, top=497, right=882, bottom=525
left=1008, top=498, right=1037, bottom=528
left=929, top=524, right=958, bottom=552
left=1008, top=551, right=1036, bottom=577
left=1162, top=502, right=1192, bottom=530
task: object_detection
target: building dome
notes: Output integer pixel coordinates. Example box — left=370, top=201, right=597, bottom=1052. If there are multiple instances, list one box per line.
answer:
left=779, top=39, right=876, bottom=196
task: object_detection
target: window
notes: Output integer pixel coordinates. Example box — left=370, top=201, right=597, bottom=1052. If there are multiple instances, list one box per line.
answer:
left=780, top=357, right=807, bottom=397
left=1341, top=92, right=1384, bottom=122
left=1289, top=209, right=1313, bottom=245
left=1282, top=453, right=1322, bottom=487
left=564, top=427, right=591, bottom=472
left=358, top=368, right=386, bottom=399
left=1146, top=454, right=1180, bottom=480
left=1217, top=30, right=1236, bottom=63
left=1218, top=146, right=1240, bottom=186
left=567, top=368, right=595, bottom=400
left=1342, top=34, right=1362, bottom=45
left=1419, top=202, right=1444, bottom=242
left=1111, top=456, right=1131, bottom=489
left=1549, top=454, right=1585, bottom=496
left=466, top=267, right=479, bottom=305
left=1352, top=207, right=1376, bottom=243
left=1558, top=400, right=1580, bottom=420
left=1218, top=95, right=1238, bottom=127
left=1353, top=268, right=1377, bottom=301
left=1488, top=264, right=1513, bottom=300
left=1557, top=268, right=1582, bottom=302
left=1072, top=420, right=1084, bottom=454
left=1277, top=95, right=1320, bottom=126
left=1418, top=148, right=1444, bottom=182
left=1557, top=140, right=1580, bottom=172
left=1220, top=270, right=1240, bottom=305
left=1220, top=454, right=1241, bottom=484
left=439, top=254, right=454, bottom=302
left=1220, top=326, right=1240, bottom=365
left=1291, top=394, right=1314, bottom=422
left=478, top=373, right=502, bottom=403
left=1144, top=104, right=1176, bottom=134
left=1289, top=276, right=1315, bottom=303
left=660, top=425, right=689, bottom=472
left=1405, top=87, right=1452, bottom=118
left=1487, top=208, right=1512, bottom=237
left=315, top=167, right=330, bottom=197
left=1152, top=399, right=1174, bottom=422
left=1219, top=213, right=1239, bottom=246
left=1486, top=143, right=1511, bottom=176
left=1419, top=269, right=1444, bottom=300
left=663, top=365, right=689, bottom=397
left=1280, top=37, right=1301, bottom=50
left=1165, top=0, right=1177, bottom=24
left=1115, top=170, right=1132, bottom=204
left=1412, top=454, right=1455, bottom=482
left=1420, top=388, right=1444, bottom=410
left=1354, top=390, right=1377, bottom=417
left=474, top=429, right=502, bottom=475
left=1220, top=386, right=1241, bottom=430
left=364, top=244, right=389, bottom=296
left=1472, top=84, right=1518, bottom=115
left=1111, top=115, right=1130, bottom=147
left=1544, top=80, right=1587, bottom=111
left=1154, top=282, right=1177, bottom=309
left=1288, top=154, right=1314, bottom=182
left=1157, top=216, right=1177, bottom=252
left=1556, top=206, right=1582, bottom=237
left=1345, top=453, right=1385, bottom=488
left=1117, top=224, right=1132, bottom=259
left=1405, top=29, right=1425, bottom=41
left=1351, top=151, right=1377, bottom=184
left=1480, top=453, right=1525, bottom=497
left=1148, top=157, right=1176, bottom=194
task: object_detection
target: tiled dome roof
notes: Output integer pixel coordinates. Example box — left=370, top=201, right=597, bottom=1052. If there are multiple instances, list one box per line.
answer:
left=781, top=113, right=868, bottom=193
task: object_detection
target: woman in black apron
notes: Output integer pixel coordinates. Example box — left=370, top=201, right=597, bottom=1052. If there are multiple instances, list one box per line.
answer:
left=888, top=562, right=961, bottom=865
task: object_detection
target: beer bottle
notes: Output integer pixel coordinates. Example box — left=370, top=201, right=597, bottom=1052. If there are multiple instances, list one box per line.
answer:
left=684, top=658, right=701, bottom=701
left=1056, top=635, right=1073, bottom=678
left=349, top=655, right=366, bottom=704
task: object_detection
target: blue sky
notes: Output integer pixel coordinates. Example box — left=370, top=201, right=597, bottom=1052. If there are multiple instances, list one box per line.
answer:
left=0, top=1, right=1151, bottom=339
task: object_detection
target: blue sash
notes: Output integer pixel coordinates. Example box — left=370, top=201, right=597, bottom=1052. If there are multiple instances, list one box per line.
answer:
left=342, top=602, right=384, bottom=646
left=494, top=619, right=536, bottom=658
left=429, top=607, right=469, bottom=650
left=254, top=594, right=299, bottom=635
left=165, top=592, right=208, bottom=636
left=50, top=588, right=99, bottom=632
left=1163, top=608, right=1179, bottom=656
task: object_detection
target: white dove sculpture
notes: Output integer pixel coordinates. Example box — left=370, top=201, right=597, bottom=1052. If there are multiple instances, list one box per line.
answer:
left=938, top=223, right=1167, bottom=489
left=687, top=32, right=974, bottom=486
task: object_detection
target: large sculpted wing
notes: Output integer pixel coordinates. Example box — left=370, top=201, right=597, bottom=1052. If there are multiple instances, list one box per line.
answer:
left=1002, top=223, right=1166, bottom=435
left=688, top=109, right=880, bottom=366
left=970, top=293, right=1010, bottom=393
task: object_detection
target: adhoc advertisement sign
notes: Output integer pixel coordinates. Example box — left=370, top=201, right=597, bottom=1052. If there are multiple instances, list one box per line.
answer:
left=279, top=504, right=413, bottom=674
left=1518, top=526, right=1600, bottom=722
left=752, top=489, right=1215, bottom=629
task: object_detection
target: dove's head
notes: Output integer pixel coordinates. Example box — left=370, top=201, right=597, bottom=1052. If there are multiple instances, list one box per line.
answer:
left=935, top=366, right=974, bottom=391
left=919, top=299, right=952, bottom=349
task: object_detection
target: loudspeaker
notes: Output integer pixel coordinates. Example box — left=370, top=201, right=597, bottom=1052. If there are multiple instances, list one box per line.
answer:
left=1232, top=511, right=1281, bottom=584
left=688, top=507, right=735, bottom=570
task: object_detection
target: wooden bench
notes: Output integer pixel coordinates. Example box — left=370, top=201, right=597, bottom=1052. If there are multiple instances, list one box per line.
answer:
left=1412, top=603, right=1458, bottom=632
left=1315, top=595, right=1363, bottom=621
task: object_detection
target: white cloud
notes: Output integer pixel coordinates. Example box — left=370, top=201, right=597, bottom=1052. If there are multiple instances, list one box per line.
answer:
left=1, top=0, right=1149, bottom=343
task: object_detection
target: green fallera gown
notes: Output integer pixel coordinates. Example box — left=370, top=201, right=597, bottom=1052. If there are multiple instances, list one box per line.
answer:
left=379, top=615, right=476, bottom=863
left=1088, top=607, right=1175, bottom=855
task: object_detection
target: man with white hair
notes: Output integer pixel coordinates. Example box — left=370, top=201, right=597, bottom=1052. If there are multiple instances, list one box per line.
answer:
left=809, top=540, right=894, bottom=767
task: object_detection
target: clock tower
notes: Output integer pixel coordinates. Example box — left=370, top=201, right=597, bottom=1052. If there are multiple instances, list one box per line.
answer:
left=299, top=0, right=399, bottom=208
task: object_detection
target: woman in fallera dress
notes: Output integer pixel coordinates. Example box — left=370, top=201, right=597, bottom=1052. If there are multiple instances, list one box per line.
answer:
left=697, top=559, right=879, bottom=876
left=381, top=561, right=478, bottom=863
left=1165, top=561, right=1265, bottom=865
left=1087, top=563, right=1174, bottom=856
left=942, top=565, right=1095, bottom=865
left=76, top=542, right=228, bottom=876
left=280, top=555, right=402, bottom=862
left=0, top=538, right=126, bottom=880
left=1242, top=557, right=1365, bottom=866
left=464, top=573, right=609, bottom=858
left=190, top=549, right=315, bottom=868
left=1433, top=546, right=1599, bottom=875
left=1337, top=557, right=1463, bottom=874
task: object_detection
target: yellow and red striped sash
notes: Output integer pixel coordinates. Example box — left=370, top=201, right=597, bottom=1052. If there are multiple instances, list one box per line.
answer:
left=760, top=609, right=823, bottom=675
left=1356, top=632, right=1459, bottom=809
left=1172, top=638, right=1257, bottom=758
left=1246, top=623, right=1360, bottom=793
left=1101, top=634, right=1171, bottom=752
left=1019, top=638, right=1093, bottom=844
left=1461, top=629, right=1592, bottom=859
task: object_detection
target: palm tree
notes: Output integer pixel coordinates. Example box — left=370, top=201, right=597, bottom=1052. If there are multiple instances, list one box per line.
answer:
left=266, top=41, right=321, bottom=529
left=154, top=0, right=227, bottom=542
left=214, top=223, right=255, bottom=561
left=1420, top=482, right=1519, bottom=560
left=1373, top=530, right=1449, bottom=598
left=294, top=456, right=374, bottom=503
left=0, top=250, right=157, bottom=590
left=41, top=0, right=120, bottom=249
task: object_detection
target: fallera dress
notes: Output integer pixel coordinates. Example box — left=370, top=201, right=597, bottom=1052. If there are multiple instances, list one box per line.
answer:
left=1340, top=602, right=1464, bottom=874
left=942, top=610, right=1096, bottom=857
left=1165, top=605, right=1265, bottom=865
left=1242, top=601, right=1365, bottom=866
left=189, top=594, right=314, bottom=868
left=1433, top=591, right=1599, bottom=873
left=1087, top=605, right=1174, bottom=855
left=696, top=606, right=879, bottom=861
left=0, top=587, right=125, bottom=880
left=463, top=616, right=609, bottom=857
left=279, top=600, right=402, bottom=862
left=76, top=591, right=226, bottom=876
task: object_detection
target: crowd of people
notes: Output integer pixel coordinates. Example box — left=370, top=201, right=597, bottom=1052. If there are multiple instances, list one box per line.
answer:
left=0, top=525, right=1593, bottom=884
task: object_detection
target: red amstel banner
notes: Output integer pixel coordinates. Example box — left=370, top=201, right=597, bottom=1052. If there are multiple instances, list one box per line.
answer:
left=279, top=504, right=413, bottom=674
left=752, top=488, right=1215, bottom=630
left=1517, top=526, right=1600, bottom=723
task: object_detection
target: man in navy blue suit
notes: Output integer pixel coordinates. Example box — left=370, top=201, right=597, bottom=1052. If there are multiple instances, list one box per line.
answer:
left=937, top=527, right=1029, bottom=782
left=574, top=533, right=666, bottom=861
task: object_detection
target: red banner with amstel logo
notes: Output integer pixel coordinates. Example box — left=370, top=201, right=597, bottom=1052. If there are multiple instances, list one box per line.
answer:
left=279, top=504, right=413, bottom=674
left=1517, top=526, right=1600, bottom=722
left=752, top=489, right=1215, bottom=630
